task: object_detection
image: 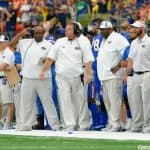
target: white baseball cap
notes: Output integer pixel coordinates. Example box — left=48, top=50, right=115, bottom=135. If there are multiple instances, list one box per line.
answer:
left=131, top=21, right=146, bottom=28
left=0, top=35, right=9, bottom=42
left=99, top=21, right=113, bottom=29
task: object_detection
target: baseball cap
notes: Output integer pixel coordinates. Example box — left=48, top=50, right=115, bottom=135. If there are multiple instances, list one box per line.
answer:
left=131, top=21, right=146, bottom=28
left=99, top=21, right=113, bottom=29
left=0, top=35, right=9, bottom=42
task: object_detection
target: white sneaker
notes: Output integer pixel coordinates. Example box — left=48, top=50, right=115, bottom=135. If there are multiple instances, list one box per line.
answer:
left=2, top=123, right=11, bottom=130
left=0, top=121, right=3, bottom=130
left=77, top=127, right=88, bottom=131
left=143, top=127, right=150, bottom=133
left=129, top=127, right=142, bottom=132
left=16, top=126, right=32, bottom=131
left=101, top=124, right=112, bottom=131
left=109, top=127, right=121, bottom=132
left=125, top=119, right=132, bottom=130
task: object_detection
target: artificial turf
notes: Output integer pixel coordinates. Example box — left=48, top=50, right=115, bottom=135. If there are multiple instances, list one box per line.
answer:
left=0, top=135, right=150, bottom=150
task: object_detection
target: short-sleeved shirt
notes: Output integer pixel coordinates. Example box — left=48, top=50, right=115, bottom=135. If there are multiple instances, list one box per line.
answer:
left=128, top=35, right=150, bottom=72
left=97, top=31, right=129, bottom=81
left=48, top=37, right=94, bottom=78
left=17, top=39, right=52, bottom=79
left=0, top=47, right=15, bottom=76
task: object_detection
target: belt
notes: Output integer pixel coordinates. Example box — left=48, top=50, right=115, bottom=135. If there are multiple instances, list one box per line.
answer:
left=134, top=71, right=150, bottom=75
left=128, top=74, right=133, bottom=76
left=0, top=76, right=6, bottom=79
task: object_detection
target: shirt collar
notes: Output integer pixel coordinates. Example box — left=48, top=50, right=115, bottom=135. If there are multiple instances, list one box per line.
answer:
left=137, top=34, right=148, bottom=43
left=33, top=38, right=45, bottom=44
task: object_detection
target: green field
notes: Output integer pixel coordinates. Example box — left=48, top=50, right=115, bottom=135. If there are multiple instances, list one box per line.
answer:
left=0, top=135, right=150, bottom=150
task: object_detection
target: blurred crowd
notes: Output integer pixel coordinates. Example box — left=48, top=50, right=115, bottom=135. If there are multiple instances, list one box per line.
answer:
left=0, top=0, right=150, bottom=39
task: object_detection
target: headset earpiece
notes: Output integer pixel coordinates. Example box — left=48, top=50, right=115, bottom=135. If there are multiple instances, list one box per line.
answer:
left=72, top=23, right=81, bottom=37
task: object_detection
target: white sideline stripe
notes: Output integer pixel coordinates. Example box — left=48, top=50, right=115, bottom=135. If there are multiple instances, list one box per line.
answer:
left=0, top=130, right=150, bottom=141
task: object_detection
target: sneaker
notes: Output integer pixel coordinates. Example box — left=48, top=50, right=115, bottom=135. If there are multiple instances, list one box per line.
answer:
left=129, top=127, right=142, bottom=133
left=143, top=128, right=150, bottom=133
left=52, top=127, right=60, bottom=131
left=0, top=125, right=3, bottom=130
left=101, top=124, right=112, bottom=131
left=62, top=125, right=75, bottom=134
left=109, top=127, right=121, bottom=132
left=2, top=123, right=11, bottom=130
left=0, top=121, right=3, bottom=130
left=16, top=126, right=32, bottom=131
left=125, top=119, right=132, bottom=131
left=77, top=127, right=88, bottom=131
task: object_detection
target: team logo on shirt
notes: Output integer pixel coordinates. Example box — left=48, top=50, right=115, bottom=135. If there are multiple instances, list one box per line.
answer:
left=141, top=45, right=146, bottom=48
left=41, top=47, right=46, bottom=50
left=75, top=47, right=80, bottom=50
left=108, top=41, right=112, bottom=44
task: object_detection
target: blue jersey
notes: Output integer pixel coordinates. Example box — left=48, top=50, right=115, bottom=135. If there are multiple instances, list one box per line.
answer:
left=45, top=35, right=56, bottom=45
left=121, top=45, right=130, bottom=61
left=14, top=51, right=22, bottom=64
left=92, top=34, right=103, bottom=71
left=121, top=32, right=131, bottom=43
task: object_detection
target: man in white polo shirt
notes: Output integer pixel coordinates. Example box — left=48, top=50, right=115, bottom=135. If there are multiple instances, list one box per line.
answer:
left=39, top=22, right=94, bottom=132
left=126, top=21, right=150, bottom=133
left=97, top=21, right=129, bottom=132
left=0, top=35, right=14, bottom=130
left=9, top=26, right=60, bottom=131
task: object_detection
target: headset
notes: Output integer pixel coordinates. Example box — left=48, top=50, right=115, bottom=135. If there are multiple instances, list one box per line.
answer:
left=72, top=22, right=81, bottom=37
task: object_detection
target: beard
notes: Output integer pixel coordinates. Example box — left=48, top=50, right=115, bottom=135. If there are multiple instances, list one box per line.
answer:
left=136, top=28, right=143, bottom=37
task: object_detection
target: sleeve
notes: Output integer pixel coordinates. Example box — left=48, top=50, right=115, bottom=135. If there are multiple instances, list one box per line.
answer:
left=47, top=40, right=60, bottom=61
left=17, top=40, right=23, bottom=52
left=82, top=42, right=94, bottom=63
left=128, top=42, right=136, bottom=59
left=117, top=35, right=130, bottom=55
left=3, top=48, right=14, bottom=66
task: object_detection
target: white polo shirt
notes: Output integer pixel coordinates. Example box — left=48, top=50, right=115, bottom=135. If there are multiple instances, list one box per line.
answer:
left=17, top=39, right=52, bottom=79
left=97, top=31, right=129, bottom=81
left=48, top=37, right=94, bottom=78
left=79, top=34, right=91, bottom=50
left=0, top=47, right=15, bottom=76
left=128, top=35, right=150, bottom=72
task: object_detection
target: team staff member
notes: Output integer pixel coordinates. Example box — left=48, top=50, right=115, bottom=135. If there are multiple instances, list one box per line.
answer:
left=111, top=27, right=138, bottom=131
left=39, top=23, right=94, bottom=132
left=97, top=21, right=129, bottom=132
left=0, top=35, right=14, bottom=130
left=9, top=26, right=60, bottom=131
left=126, top=21, right=150, bottom=133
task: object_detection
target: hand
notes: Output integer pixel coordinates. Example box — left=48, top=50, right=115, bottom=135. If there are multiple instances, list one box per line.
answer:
left=84, top=74, right=92, bottom=84
left=39, top=71, right=45, bottom=80
left=122, top=75, right=128, bottom=85
left=5, top=66, right=12, bottom=71
left=111, top=66, right=120, bottom=74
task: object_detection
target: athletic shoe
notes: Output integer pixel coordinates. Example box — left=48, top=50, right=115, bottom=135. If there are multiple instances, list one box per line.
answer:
left=125, top=119, right=132, bottom=130
left=2, top=123, right=11, bottom=130
left=127, top=127, right=142, bottom=133
left=16, top=126, right=32, bottom=131
left=101, top=124, right=112, bottom=131
left=143, top=127, right=150, bottom=133
left=109, top=126, right=121, bottom=132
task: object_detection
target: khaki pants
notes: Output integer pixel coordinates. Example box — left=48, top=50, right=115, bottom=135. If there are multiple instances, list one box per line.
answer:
left=102, top=78, right=122, bottom=128
left=129, top=72, right=150, bottom=130
left=20, top=77, right=60, bottom=130
left=56, top=74, right=92, bottom=129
